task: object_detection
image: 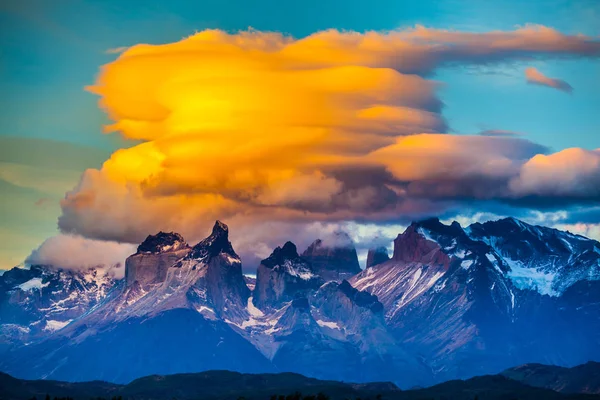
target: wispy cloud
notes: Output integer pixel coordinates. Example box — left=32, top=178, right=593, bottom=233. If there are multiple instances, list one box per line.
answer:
left=525, top=67, right=573, bottom=93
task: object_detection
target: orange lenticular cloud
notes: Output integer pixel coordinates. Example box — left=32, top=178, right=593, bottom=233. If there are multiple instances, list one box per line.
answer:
left=59, top=26, right=600, bottom=248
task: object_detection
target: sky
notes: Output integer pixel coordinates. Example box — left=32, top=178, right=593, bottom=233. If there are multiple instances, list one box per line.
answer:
left=1, top=0, right=599, bottom=272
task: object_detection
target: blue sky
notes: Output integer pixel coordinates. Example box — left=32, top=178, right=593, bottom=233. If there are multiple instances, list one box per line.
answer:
left=0, top=0, right=599, bottom=269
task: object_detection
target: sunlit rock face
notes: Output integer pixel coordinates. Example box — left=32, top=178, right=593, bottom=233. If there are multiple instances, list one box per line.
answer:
left=301, top=232, right=362, bottom=281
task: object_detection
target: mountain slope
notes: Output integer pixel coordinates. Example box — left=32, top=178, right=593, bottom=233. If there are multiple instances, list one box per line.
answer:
left=0, top=264, right=117, bottom=351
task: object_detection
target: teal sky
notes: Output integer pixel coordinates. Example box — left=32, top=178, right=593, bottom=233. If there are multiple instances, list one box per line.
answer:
left=0, top=0, right=599, bottom=269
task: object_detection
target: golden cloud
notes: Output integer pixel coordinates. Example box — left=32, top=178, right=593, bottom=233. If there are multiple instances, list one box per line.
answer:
left=58, top=26, right=600, bottom=252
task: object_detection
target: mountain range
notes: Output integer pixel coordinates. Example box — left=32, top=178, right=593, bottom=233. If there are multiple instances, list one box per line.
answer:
left=1, top=217, right=599, bottom=388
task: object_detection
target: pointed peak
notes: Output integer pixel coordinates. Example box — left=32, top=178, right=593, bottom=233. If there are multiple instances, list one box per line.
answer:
left=189, top=221, right=237, bottom=261
left=281, top=241, right=298, bottom=257
left=137, top=231, right=188, bottom=254
left=450, top=220, right=462, bottom=229
left=212, top=220, right=229, bottom=235
left=261, top=241, right=304, bottom=269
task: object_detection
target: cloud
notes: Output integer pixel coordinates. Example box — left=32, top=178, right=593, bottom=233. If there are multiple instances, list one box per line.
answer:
left=54, top=26, right=600, bottom=261
left=525, top=67, right=574, bottom=93
left=510, top=148, right=600, bottom=198
left=555, top=223, right=600, bottom=242
left=26, top=234, right=136, bottom=278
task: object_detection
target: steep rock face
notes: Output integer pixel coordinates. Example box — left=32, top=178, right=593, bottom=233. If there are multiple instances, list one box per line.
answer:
left=392, top=221, right=456, bottom=266
left=0, top=264, right=117, bottom=350
left=194, top=222, right=251, bottom=322
left=125, top=232, right=190, bottom=288
left=366, top=247, right=389, bottom=268
left=352, top=220, right=460, bottom=314
left=253, top=242, right=323, bottom=310
left=301, top=232, right=361, bottom=281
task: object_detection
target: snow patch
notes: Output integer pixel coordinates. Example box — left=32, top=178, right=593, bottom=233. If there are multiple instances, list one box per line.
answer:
left=561, top=238, right=574, bottom=253
left=316, top=320, right=340, bottom=330
left=454, top=249, right=466, bottom=259
left=504, top=258, right=558, bottom=296
left=16, top=278, right=49, bottom=292
left=283, top=262, right=315, bottom=280
left=44, top=319, right=72, bottom=332
left=247, top=297, right=264, bottom=318
left=417, top=228, right=436, bottom=243
left=224, top=254, right=241, bottom=264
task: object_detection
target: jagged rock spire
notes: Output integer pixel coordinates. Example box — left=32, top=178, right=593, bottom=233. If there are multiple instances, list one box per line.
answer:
left=261, top=241, right=300, bottom=268
left=189, top=220, right=238, bottom=261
